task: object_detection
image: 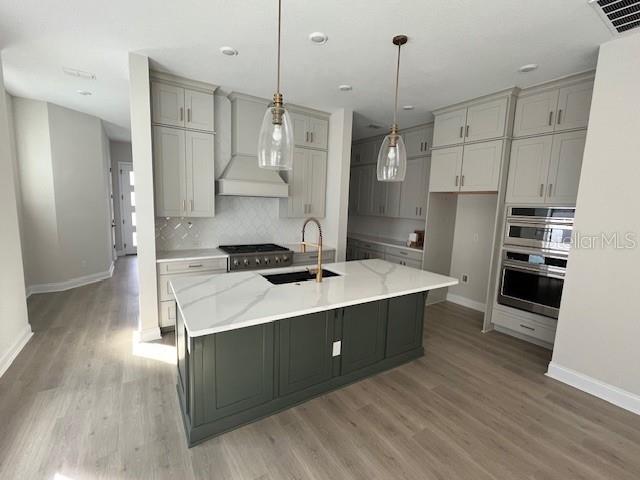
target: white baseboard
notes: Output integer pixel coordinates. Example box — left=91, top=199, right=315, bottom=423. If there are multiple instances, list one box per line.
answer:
left=547, top=362, right=640, bottom=416
left=0, top=324, right=33, bottom=378
left=446, top=293, right=485, bottom=312
left=137, top=326, right=162, bottom=342
left=26, top=262, right=115, bottom=298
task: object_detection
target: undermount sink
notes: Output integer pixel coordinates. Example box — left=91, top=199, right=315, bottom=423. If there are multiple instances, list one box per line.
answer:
left=261, top=269, right=340, bottom=285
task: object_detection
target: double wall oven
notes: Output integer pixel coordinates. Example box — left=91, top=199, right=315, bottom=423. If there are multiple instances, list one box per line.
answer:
left=498, top=206, right=575, bottom=319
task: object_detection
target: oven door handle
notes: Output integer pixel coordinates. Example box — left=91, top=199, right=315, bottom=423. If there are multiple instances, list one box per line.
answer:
left=502, top=263, right=565, bottom=280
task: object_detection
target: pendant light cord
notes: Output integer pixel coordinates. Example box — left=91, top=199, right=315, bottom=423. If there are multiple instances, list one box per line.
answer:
left=393, top=42, right=401, bottom=127
left=277, top=0, right=282, bottom=95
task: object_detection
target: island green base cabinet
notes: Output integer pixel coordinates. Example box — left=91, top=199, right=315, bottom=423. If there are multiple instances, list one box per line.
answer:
left=176, top=292, right=427, bottom=446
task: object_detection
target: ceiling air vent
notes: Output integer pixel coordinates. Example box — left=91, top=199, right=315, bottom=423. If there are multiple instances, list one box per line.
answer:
left=589, top=0, right=640, bottom=35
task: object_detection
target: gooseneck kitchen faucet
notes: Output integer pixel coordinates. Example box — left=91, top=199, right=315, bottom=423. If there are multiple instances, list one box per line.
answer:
left=301, top=218, right=323, bottom=282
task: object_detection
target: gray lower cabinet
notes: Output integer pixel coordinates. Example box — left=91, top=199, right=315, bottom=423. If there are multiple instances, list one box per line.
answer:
left=278, top=312, right=334, bottom=395
left=178, top=292, right=426, bottom=446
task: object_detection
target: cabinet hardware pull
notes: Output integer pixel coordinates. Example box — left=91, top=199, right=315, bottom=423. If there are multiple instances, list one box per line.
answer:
left=419, top=207, right=422, bottom=215
left=187, top=108, right=191, bottom=122
left=465, top=125, right=470, bottom=137
left=461, top=175, right=465, bottom=187
left=459, top=126, right=464, bottom=138
left=183, top=199, right=186, bottom=212
left=548, top=111, right=554, bottom=126
left=306, top=132, right=309, bottom=142
left=557, top=109, right=563, bottom=125
left=539, top=183, right=545, bottom=197
left=180, top=107, right=184, bottom=121
left=310, top=132, right=314, bottom=143
left=549, top=183, right=553, bottom=196
left=455, top=175, right=459, bottom=187
left=519, top=324, right=535, bottom=331
left=188, top=264, right=203, bottom=268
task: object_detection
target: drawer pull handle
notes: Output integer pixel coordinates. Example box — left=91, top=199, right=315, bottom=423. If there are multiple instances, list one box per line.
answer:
left=519, top=324, right=535, bottom=331
left=188, top=264, right=203, bottom=268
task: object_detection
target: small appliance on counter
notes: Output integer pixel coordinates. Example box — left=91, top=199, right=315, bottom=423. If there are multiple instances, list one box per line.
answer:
left=407, top=230, right=424, bottom=249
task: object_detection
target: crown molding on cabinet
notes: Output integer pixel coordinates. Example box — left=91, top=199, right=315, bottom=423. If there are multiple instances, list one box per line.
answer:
left=432, top=87, right=520, bottom=116
left=150, top=70, right=218, bottom=94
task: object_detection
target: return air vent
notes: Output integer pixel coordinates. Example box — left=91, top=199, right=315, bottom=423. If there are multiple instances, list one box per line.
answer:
left=590, top=0, right=640, bottom=35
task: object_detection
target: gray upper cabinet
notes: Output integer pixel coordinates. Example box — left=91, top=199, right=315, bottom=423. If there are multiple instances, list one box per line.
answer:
left=152, top=81, right=215, bottom=133
left=464, top=98, right=508, bottom=143
left=399, top=157, right=428, bottom=218
left=513, top=79, right=593, bottom=138
left=351, top=140, right=377, bottom=165
left=433, top=108, right=467, bottom=147
left=429, top=146, right=464, bottom=192
left=154, top=125, right=215, bottom=217
left=281, top=148, right=327, bottom=218
left=292, top=112, right=328, bottom=150
left=506, top=131, right=585, bottom=205
left=403, top=124, right=434, bottom=158
left=356, top=165, right=375, bottom=215
left=231, top=95, right=268, bottom=156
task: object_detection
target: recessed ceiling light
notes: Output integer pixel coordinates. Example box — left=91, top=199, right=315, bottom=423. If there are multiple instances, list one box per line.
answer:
left=519, top=64, right=538, bottom=73
left=403, top=105, right=415, bottom=110
left=77, top=90, right=92, bottom=96
left=309, top=32, right=328, bottom=45
left=220, top=46, right=239, bottom=56
left=338, top=84, right=352, bottom=92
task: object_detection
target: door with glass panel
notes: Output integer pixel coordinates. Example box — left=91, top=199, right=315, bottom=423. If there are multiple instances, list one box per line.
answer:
left=119, top=163, right=137, bottom=255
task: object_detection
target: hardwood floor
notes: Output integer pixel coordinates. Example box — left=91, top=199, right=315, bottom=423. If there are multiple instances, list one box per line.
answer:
left=1, top=256, right=639, bottom=479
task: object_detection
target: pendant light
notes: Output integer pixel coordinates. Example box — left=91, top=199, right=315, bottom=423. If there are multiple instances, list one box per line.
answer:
left=258, top=0, right=294, bottom=170
left=377, top=35, right=408, bottom=182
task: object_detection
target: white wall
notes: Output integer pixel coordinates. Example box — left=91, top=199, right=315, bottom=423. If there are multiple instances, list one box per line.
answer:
left=549, top=33, right=640, bottom=413
left=448, top=194, right=498, bottom=308
left=109, top=140, right=133, bottom=253
left=12, top=97, right=113, bottom=291
left=0, top=58, right=32, bottom=377
left=129, top=53, right=159, bottom=341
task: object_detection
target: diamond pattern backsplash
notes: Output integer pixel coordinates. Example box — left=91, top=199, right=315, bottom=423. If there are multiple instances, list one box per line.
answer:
left=155, top=196, right=316, bottom=250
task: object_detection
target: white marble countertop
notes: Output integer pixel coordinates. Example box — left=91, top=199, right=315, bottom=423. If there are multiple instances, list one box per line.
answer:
left=171, top=259, right=457, bottom=337
left=156, top=248, right=228, bottom=263
left=347, top=233, right=423, bottom=253
left=284, top=243, right=336, bottom=254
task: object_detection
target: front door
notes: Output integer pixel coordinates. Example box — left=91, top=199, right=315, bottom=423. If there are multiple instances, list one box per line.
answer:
left=119, top=163, right=137, bottom=255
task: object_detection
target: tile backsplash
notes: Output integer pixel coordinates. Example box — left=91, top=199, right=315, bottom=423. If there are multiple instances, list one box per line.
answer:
left=155, top=196, right=312, bottom=251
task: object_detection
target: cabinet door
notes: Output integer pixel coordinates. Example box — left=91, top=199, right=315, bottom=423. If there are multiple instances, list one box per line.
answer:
left=153, top=126, right=186, bottom=217
left=372, top=175, right=387, bottom=216
left=429, top=146, right=463, bottom=192
left=356, top=165, right=374, bottom=215
left=348, top=168, right=359, bottom=214
left=386, top=294, right=425, bottom=358
left=185, top=131, right=215, bottom=217
left=341, top=302, right=386, bottom=374
left=513, top=90, right=558, bottom=137
left=403, top=129, right=430, bottom=158
left=232, top=97, right=267, bottom=156
left=385, top=182, right=401, bottom=218
left=292, top=113, right=308, bottom=148
left=185, top=89, right=215, bottom=132
left=460, top=140, right=503, bottom=192
left=546, top=131, right=586, bottom=205
left=192, top=324, right=274, bottom=426
left=506, top=136, right=553, bottom=204
left=351, top=141, right=375, bottom=165
left=288, top=148, right=307, bottom=217
left=279, top=312, right=333, bottom=396
left=399, top=157, right=426, bottom=218
left=433, top=108, right=467, bottom=147
left=465, top=98, right=508, bottom=143
left=556, top=81, right=593, bottom=132
left=306, top=150, right=327, bottom=217
left=151, top=82, right=185, bottom=128
left=308, top=117, right=329, bottom=149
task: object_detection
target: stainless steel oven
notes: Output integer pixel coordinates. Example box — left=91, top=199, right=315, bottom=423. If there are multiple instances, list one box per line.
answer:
left=504, top=206, right=575, bottom=252
left=498, top=248, right=567, bottom=319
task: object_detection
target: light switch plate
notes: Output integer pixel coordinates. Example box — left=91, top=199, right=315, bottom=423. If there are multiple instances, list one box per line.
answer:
left=332, top=341, right=341, bottom=357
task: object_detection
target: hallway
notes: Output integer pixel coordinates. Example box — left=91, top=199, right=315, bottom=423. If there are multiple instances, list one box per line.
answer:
left=1, top=257, right=640, bottom=479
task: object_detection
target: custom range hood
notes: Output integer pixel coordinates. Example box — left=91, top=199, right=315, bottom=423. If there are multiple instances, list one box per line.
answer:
left=217, top=93, right=289, bottom=197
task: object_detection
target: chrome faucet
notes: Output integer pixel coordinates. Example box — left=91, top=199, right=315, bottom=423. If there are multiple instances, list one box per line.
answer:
left=301, top=218, right=323, bottom=282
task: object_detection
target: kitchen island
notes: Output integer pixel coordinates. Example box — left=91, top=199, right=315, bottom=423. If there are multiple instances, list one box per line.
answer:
left=171, top=259, right=457, bottom=446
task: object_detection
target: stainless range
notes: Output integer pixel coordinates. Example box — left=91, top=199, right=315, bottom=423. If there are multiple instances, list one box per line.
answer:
left=219, top=243, right=294, bottom=271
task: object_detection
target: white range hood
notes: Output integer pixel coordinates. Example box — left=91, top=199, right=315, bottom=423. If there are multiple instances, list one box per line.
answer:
left=216, top=154, right=288, bottom=198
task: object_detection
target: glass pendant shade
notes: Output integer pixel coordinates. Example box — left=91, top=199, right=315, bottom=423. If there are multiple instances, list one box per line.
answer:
left=376, top=132, right=407, bottom=182
left=257, top=104, right=294, bottom=170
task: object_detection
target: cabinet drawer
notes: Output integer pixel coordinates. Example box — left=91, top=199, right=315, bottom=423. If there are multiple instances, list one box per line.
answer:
left=292, top=250, right=336, bottom=266
left=158, top=257, right=227, bottom=275
left=385, top=254, right=422, bottom=269
left=355, top=241, right=385, bottom=253
left=492, top=309, right=556, bottom=344
left=159, top=300, right=177, bottom=328
left=385, top=246, right=422, bottom=262
left=158, top=270, right=226, bottom=301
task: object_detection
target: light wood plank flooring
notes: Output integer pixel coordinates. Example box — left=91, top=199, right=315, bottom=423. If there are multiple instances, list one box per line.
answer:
left=1, top=256, right=639, bottom=479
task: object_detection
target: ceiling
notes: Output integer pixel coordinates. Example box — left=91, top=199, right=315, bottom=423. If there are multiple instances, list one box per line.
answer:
left=0, top=0, right=612, bottom=142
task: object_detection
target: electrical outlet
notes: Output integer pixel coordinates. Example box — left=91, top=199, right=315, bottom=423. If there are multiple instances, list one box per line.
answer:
left=461, top=274, right=469, bottom=284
